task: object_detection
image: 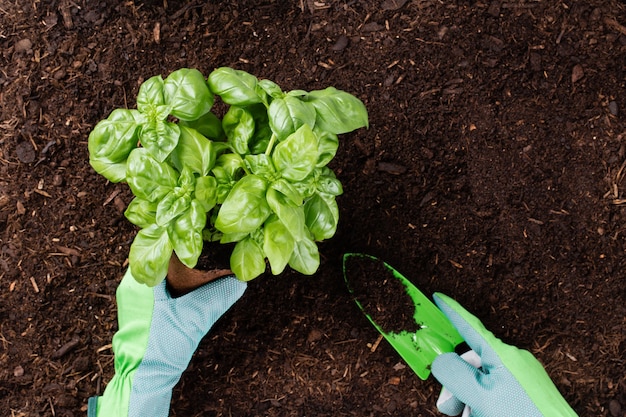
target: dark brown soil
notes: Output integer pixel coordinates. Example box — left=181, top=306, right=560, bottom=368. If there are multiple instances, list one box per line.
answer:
left=344, top=254, right=420, bottom=333
left=2, top=1, right=626, bottom=416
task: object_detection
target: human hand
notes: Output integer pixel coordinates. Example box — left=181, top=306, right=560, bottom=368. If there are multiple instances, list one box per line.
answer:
left=431, top=293, right=578, bottom=417
left=88, top=269, right=246, bottom=417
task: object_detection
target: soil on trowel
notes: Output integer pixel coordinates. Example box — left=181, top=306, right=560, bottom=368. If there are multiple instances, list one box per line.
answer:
left=344, top=255, right=419, bottom=334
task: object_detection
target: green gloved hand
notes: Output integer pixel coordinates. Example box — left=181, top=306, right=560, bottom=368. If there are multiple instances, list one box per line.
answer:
left=88, top=269, right=246, bottom=417
left=431, top=293, right=578, bottom=417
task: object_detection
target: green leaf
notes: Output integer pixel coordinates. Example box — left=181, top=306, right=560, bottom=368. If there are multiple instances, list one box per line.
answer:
left=220, top=231, right=249, bottom=244
left=180, top=111, right=225, bottom=140
left=231, top=237, right=266, bottom=281
left=88, top=159, right=127, bottom=184
left=171, top=126, right=215, bottom=176
left=258, top=79, right=284, bottom=99
left=291, top=172, right=317, bottom=199
left=302, top=87, right=369, bottom=134
left=169, top=199, right=206, bottom=268
left=288, top=236, right=320, bottom=275
left=272, top=124, right=319, bottom=182
left=194, top=176, right=218, bottom=212
left=215, top=175, right=271, bottom=234
left=138, top=119, right=180, bottom=163
left=222, top=106, right=255, bottom=155
left=304, top=193, right=339, bottom=241
left=88, top=109, right=140, bottom=182
left=156, top=190, right=191, bottom=227
left=271, top=179, right=303, bottom=206
left=268, top=96, right=316, bottom=140
left=207, top=67, right=266, bottom=106
left=214, top=153, right=245, bottom=180
left=315, top=130, right=339, bottom=167
left=137, top=75, right=165, bottom=112
left=124, top=197, right=157, bottom=228
left=126, top=148, right=178, bottom=202
left=263, top=216, right=295, bottom=275
left=286, top=89, right=308, bottom=97
left=247, top=103, right=273, bottom=154
left=163, top=68, right=214, bottom=121
left=316, top=167, right=343, bottom=196
left=178, top=165, right=196, bottom=191
left=212, top=154, right=245, bottom=204
left=128, top=224, right=172, bottom=286
left=244, top=154, right=276, bottom=178
left=216, top=183, right=233, bottom=205
left=266, top=186, right=306, bottom=241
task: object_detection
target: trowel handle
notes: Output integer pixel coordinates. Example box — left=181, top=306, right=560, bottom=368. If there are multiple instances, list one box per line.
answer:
left=459, top=347, right=482, bottom=367
left=436, top=349, right=482, bottom=417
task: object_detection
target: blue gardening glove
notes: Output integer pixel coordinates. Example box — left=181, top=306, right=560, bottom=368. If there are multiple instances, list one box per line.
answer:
left=431, top=293, right=578, bottom=417
left=87, top=269, right=246, bottom=417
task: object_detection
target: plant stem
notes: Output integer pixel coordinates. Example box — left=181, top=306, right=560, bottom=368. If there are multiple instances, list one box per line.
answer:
left=265, top=134, right=277, bottom=156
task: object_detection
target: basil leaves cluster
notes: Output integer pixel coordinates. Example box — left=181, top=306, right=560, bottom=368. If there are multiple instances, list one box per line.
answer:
left=88, top=67, right=368, bottom=285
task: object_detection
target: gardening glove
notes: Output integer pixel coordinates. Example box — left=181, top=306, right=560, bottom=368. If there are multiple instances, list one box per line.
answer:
left=431, top=292, right=578, bottom=417
left=87, top=269, right=246, bottom=417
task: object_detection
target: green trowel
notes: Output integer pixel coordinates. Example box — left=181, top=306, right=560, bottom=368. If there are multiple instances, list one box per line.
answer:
left=342, top=253, right=465, bottom=380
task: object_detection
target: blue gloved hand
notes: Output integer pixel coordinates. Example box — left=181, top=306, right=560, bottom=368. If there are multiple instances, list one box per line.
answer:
left=431, top=293, right=578, bottom=417
left=87, top=269, right=246, bottom=417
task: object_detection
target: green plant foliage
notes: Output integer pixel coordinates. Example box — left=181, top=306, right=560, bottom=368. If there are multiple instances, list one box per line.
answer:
left=88, top=67, right=368, bottom=286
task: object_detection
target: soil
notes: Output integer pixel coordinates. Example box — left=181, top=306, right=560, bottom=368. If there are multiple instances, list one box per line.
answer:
left=1, top=1, right=626, bottom=416
left=344, top=254, right=420, bottom=333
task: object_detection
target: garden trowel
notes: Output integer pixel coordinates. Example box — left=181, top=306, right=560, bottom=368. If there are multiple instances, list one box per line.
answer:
left=342, top=253, right=467, bottom=380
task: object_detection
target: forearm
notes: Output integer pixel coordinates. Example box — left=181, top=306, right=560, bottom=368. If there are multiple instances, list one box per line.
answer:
left=88, top=269, right=246, bottom=417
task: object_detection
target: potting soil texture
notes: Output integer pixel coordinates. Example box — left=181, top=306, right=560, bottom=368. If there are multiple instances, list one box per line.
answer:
left=344, top=255, right=420, bottom=334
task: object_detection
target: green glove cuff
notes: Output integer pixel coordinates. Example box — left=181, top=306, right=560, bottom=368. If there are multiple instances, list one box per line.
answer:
left=432, top=293, right=578, bottom=417
left=89, top=269, right=246, bottom=417
left=92, top=271, right=158, bottom=416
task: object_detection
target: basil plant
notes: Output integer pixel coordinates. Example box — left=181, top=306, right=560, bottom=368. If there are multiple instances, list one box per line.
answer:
left=89, top=67, right=368, bottom=285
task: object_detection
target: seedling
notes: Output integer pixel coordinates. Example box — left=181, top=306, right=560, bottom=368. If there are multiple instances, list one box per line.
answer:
left=89, top=67, right=368, bottom=285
